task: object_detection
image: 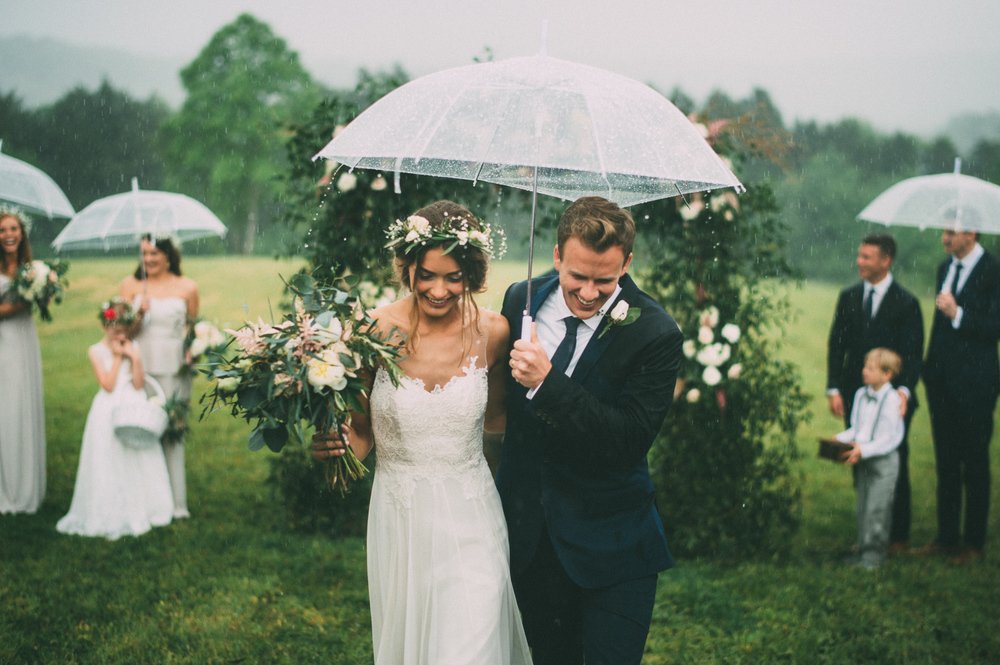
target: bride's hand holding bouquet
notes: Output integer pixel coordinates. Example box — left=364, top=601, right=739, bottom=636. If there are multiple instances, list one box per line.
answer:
left=200, top=272, right=403, bottom=494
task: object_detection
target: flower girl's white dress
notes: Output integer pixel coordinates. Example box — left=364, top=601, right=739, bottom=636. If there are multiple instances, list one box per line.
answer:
left=56, top=342, right=173, bottom=540
left=367, top=348, right=532, bottom=665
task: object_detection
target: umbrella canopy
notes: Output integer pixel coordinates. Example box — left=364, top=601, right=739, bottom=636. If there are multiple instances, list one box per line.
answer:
left=858, top=159, right=1000, bottom=234
left=0, top=141, right=75, bottom=219
left=313, top=53, right=741, bottom=334
left=313, top=54, right=742, bottom=206
left=52, top=178, right=227, bottom=252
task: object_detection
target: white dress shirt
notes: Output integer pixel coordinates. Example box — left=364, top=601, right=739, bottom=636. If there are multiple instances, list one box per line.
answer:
left=863, top=272, right=893, bottom=320
left=526, top=283, right=622, bottom=398
left=942, top=242, right=984, bottom=329
left=835, top=383, right=905, bottom=458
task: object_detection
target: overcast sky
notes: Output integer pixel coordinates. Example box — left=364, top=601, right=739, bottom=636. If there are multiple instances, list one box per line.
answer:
left=3, top=0, right=999, bottom=135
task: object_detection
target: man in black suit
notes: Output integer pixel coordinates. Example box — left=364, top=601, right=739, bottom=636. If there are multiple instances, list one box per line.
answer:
left=499, top=196, right=682, bottom=665
left=827, top=233, right=924, bottom=552
left=921, top=225, right=1000, bottom=564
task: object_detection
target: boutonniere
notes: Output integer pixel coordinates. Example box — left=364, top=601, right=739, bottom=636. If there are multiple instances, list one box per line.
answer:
left=598, top=300, right=641, bottom=338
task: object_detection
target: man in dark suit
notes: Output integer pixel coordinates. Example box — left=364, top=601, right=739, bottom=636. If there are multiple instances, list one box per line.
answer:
left=920, top=226, right=1000, bottom=565
left=499, top=196, right=683, bottom=665
left=827, top=233, right=924, bottom=552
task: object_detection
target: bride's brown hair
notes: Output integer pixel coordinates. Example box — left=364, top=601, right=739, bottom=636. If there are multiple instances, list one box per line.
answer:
left=392, top=200, right=490, bottom=359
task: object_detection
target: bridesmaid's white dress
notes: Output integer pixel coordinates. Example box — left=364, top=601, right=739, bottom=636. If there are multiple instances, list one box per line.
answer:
left=366, top=355, right=533, bottom=665
left=0, top=273, right=46, bottom=514
left=134, top=295, right=191, bottom=518
left=56, top=342, right=173, bottom=539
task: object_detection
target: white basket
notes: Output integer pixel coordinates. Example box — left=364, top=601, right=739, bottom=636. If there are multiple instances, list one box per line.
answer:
left=113, top=375, right=169, bottom=449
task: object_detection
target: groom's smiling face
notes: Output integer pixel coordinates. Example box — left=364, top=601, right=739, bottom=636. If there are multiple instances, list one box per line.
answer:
left=554, top=237, right=632, bottom=320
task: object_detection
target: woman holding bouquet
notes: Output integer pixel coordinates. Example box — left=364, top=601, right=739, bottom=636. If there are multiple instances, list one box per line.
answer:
left=313, top=201, right=532, bottom=665
left=120, top=234, right=198, bottom=519
left=0, top=207, right=46, bottom=514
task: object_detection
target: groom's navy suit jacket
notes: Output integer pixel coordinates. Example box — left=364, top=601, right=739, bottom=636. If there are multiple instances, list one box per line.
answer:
left=497, top=272, right=682, bottom=589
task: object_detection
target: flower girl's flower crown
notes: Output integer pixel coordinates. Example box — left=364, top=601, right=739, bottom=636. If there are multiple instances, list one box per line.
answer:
left=385, top=213, right=507, bottom=260
left=99, top=297, right=138, bottom=328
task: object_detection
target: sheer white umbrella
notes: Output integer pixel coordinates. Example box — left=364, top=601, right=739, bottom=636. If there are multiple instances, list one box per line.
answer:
left=313, top=52, right=742, bottom=335
left=51, top=177, right=227, bottom=252
left=0, top=140, right=75, bottom=219
left=858, top=158, right=1000, bottom=233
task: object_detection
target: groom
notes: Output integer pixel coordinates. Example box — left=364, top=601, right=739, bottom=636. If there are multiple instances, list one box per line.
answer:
left=498, top=196, right=683, bottom=665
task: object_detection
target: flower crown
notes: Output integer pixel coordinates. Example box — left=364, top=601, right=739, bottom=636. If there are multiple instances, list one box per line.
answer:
left=146, top=232, right=182, bottom=249
left=99, top=297, right=138, bottom=328
left=385, top=213, right=507, bottom=259
left=0, top=203, right=32, bottom=234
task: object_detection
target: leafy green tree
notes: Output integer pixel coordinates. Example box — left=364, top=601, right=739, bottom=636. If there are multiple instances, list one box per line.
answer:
left=0, top=90, right=41, bottom=162
left=32, top=81, right=170, bottom=210
left=160, top=13, right=322, bottom=253
left=637, top=116, right=808, bottom=559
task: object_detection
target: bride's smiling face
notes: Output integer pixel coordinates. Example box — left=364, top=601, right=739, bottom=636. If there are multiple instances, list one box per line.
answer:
left=140, top=240, right=168, bottom=277
left=0, top=215, right=24, bottom=257
left=410, top=247, right=465, bottom=320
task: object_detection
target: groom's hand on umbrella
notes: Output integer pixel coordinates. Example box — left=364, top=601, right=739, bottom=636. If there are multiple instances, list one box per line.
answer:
left=311, top=424, right=351, bottom=460
left=510, top=324, right=550, bottom=389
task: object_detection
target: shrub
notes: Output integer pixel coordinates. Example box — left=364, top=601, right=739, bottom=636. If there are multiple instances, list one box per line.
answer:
left=636, top=115, right=808, bottom=558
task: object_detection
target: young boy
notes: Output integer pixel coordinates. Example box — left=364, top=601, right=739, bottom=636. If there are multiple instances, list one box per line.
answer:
left=834, top=347, right=905, bottom=569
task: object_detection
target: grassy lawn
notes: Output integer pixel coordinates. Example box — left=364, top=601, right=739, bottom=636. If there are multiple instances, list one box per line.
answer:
left=2, top=258, right=998, bottom=663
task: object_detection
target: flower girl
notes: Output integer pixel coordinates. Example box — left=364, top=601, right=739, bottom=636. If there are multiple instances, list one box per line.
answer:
left=56, top=299, right=174, bottom=539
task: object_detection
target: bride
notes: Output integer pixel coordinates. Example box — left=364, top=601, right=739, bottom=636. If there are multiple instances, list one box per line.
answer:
left=313, top=201, right=532, bottom=665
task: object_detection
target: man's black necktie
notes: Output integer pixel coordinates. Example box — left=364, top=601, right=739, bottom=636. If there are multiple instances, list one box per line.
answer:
left=549, top=316, right=582, bottom=376
left=863, top=287, right=874, bottom=325
left=948, top=261, right=963, bottom=295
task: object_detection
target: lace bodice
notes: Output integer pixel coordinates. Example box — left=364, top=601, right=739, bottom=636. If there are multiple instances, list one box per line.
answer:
left=369, top=359, right=492, bottom=507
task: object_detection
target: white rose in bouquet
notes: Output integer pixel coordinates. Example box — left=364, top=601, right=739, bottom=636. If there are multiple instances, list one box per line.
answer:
left=727, top=363, right=743, bottom=380
left=307, top=350, right=348, bottom=391
left=698, top=325, right=714, bottom=345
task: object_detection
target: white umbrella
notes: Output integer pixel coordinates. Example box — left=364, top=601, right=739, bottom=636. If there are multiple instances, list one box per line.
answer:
left=313, top=52, right=742, bottom=335
left=858, top=158, right=1000, bottom=233
left=52, top=177, right=227, bottom=252
left=0, top=140, right=75, bottom=219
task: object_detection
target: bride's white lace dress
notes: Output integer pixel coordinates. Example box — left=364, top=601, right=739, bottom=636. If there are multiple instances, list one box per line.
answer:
left=367, top=357, right=532, bottom=665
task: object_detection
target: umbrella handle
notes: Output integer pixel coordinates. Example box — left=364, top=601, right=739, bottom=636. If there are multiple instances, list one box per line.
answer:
left=521, top=314, right=533, bottom=342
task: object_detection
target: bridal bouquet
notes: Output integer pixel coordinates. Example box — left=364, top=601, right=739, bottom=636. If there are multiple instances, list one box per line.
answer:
left=14, top=259, right=69, bottom=322
left=200, top=273, right=403, bottom=494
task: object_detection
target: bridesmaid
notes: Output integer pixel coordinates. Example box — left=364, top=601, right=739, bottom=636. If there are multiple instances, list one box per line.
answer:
left=0, top=207, right=46, bottom=514
left=120, top=234, right=199, bottom=518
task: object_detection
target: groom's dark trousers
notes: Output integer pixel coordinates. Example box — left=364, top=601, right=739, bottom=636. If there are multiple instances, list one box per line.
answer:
left=497, top=273, right=683, bottom=665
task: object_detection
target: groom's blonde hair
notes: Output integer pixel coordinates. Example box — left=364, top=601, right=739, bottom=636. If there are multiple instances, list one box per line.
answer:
left=557, top=196, right=636, bottom=258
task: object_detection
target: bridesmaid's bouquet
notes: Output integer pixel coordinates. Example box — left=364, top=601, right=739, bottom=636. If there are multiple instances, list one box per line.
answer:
left=14, top=259, right=69, bottom=322
left=185, top=317, right=226, bottom=361
left=200, top=273, right=403, bottom=494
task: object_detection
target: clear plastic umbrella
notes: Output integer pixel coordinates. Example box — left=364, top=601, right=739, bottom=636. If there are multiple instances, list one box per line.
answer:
left=0, top=140, right=75, bottom=219
left=313, top=53, right=742, bottom=335
left=52, top=177, right=227, bottom=252
left=858, top=158, right=1000, bottom=233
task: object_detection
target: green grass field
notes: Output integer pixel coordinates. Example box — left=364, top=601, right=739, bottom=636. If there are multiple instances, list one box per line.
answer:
left=2, top=257, right=998, bottom=664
